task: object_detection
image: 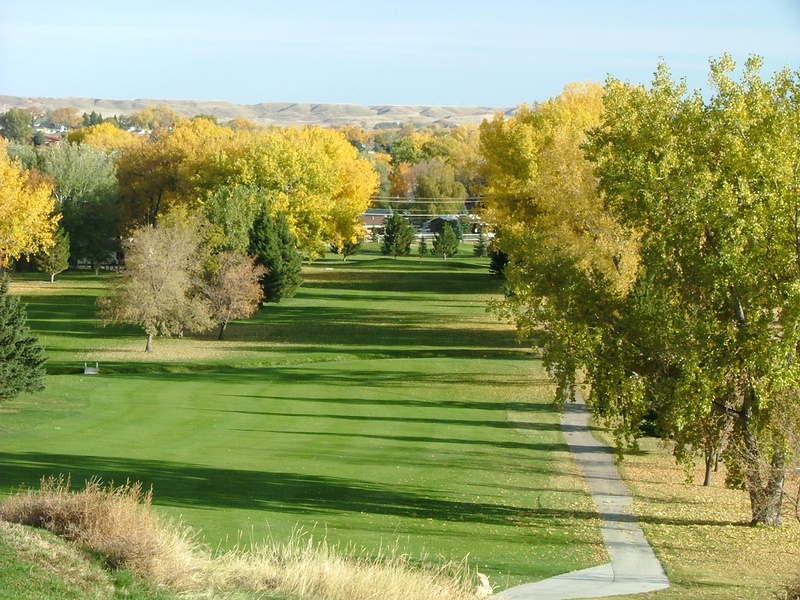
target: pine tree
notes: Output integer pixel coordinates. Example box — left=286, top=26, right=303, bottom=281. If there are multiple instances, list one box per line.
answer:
left=417, top=236, right=428, bottom=257
left=248, top=209, right=303, bottom=303
left=433, top=223, right=459, bottom=260
left=0, top=277, right=46, bottom=400
left=473, top=231, right=488, bottom=257
left=381, top=213, right=415, bottom=257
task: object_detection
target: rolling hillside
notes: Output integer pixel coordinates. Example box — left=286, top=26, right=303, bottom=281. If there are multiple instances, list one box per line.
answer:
left=0, top=95, right=515, bottom=128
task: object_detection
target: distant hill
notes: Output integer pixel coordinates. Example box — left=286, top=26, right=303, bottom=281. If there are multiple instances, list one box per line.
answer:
left=0, top=95, right=515, bottom=128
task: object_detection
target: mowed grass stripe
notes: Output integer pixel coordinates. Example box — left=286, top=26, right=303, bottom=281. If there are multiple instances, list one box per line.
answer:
left=1, top=252, right=605, bottom=586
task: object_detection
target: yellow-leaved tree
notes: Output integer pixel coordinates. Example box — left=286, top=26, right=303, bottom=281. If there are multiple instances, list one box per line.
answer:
left=0, top=140, right=58, bottom=269
left=116, top=120, right=377, bottom=258
left=235, top=126, right=378, bottom=258
left=480, top=82, right=639, bottom=403
left=66, top=122, right=144, bottom=153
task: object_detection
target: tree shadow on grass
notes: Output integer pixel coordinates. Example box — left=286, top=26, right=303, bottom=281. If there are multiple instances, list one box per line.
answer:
left=51, top=360, right=542, bottom=390
left=190, top=406, right=563, bottom=434
left=221, top=391, right=556, bottom=415
left=235, top=428, right=568, bottom=454
left=0, top=452, right=566, bottom=527
left=1, top=451, right=740, bottom=529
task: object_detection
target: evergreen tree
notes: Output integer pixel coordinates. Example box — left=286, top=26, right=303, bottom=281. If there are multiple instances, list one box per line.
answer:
left=417, top=236, right=428, bottom=257
left=82, top=111, right=104, bottom=127
left=248, top=209, right=303, bottom=303
left=0, top=277, right=46, bottom=400
left=473, top=231, right=488, bottom=257
left=36, top=227, right=70, bottom=282
left=381, top=213, right=415, bottom=257
left=488, top=242, right=508, bottom=278
left=432, top=223, right=459, bottom=260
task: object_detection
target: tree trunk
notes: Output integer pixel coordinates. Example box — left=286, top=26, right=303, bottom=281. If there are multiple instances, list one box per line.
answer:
left=50, top=273, right=55, bottom=283
left=703, top=453, right=714, bottom=487
left=738, top=383, right=785, bottom=525
left=218, top=320, right=228, bottom=340
left=145, top=333, right=153, bottom=353
left=747, top=448, right=785, bottom=526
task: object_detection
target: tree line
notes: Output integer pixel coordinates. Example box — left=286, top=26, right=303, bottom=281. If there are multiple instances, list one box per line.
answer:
left=481, top=55, right=800, bottom=526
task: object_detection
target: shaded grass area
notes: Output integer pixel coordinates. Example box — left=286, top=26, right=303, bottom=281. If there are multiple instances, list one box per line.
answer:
left=2, top=253, right=605, bottom=589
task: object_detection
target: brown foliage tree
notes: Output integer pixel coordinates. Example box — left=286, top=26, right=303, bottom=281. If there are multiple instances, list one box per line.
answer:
left=199, top=252, right=265, bottom=340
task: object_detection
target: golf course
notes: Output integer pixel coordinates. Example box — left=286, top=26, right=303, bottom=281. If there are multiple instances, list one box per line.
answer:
left=0, top=246, right=605, bottom=592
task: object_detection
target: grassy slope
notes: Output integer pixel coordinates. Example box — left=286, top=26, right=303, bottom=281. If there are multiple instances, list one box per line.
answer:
left=0, top=521, right=177, bottom=600
left=0, top=250, right=604, bottom=590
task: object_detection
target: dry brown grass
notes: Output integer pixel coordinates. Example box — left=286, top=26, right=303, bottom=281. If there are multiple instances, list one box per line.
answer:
left=0, top=477, right=482, bottom=600
left=207, top=533, right=479, bottom=600
left=0, top=476, right=205, bottom=589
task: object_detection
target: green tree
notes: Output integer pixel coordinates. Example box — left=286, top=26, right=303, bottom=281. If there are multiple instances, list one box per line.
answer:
left=485, top=59, right=800, bottom=526
left=432, top=223, right=459, bottom=260
left=204, top=184, right=263, bottom=254
left=380, top=213, right=415, bottom=257
left=583, top=56, right=800, bottom=525
left=330, top=238, right=361, bottom=261
left=413, top=161, right=468, bottom=216
left=36, top=227, right=70, bottom=283
left=1, top=108, right=33, bottom=143
left=36, top=142, right=121, bottom=271
left=248, top=210, right=303, bottom=303
left=487, top=241, right=507, bottom=278
left=417, top=236, right=428, bottom=257
left=390, top=135, right=427, bottom=166
left=0, top=277, right=46, bottom=400
left=473, top=231, right=488, bottom=257
left=82, top=111, right=104, bottom=127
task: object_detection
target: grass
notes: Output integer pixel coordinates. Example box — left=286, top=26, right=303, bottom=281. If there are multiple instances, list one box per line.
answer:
left=0, top=249, right=605, bottom=594
left=0, top=519, right=175, bottom=600
left=608, top=435, right=800, bottom=599
left=0, top=477, right=478, bottom=599
left=4, top=247, right=800, bottom=598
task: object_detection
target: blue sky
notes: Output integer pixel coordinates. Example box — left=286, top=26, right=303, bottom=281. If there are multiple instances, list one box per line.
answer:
left=1, top=0, right=799, bottom=107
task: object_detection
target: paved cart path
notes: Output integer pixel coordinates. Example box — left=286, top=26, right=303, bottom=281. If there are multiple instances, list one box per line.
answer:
left=495, top=393, right=670, bottom=599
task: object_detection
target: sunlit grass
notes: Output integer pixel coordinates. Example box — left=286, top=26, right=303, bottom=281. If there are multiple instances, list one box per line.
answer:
left=1, top=252, right=605, bottom=590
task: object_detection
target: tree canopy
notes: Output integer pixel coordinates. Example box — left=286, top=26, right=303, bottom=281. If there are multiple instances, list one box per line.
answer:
left=0, top=140, right=58, bottom=269
left=482, top=58, right=800, bottom=525
left=97, top=211, right=213, bottom=351
left=0, top=108, right=34, bottom=143
left=114, top=120, right=377, bottom=259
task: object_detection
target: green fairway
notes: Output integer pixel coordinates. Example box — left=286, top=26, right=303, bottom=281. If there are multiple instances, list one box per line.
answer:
left=0, top=251, right=604, bottom=588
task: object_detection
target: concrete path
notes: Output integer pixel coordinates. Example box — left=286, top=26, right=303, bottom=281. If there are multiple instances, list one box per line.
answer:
left=495, top=393, right=670, bottom=599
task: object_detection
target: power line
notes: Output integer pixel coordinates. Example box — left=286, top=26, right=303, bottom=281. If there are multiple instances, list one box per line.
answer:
left=369, top=197, right=484, bottom=203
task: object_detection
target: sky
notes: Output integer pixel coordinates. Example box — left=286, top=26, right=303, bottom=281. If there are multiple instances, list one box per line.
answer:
left=1, top=0, right=799, bottom=107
